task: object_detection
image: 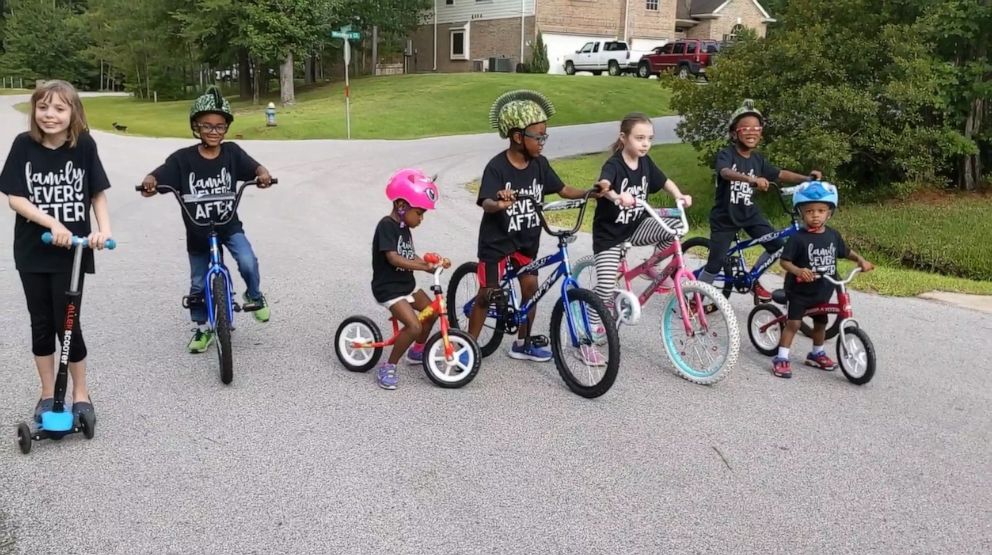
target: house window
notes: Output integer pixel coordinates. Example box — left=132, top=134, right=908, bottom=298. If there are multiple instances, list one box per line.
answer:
left=646, top=0, right=658, bottom=9
left=729, top=23, right=745, bottom=40
left=446, top=0, right=453, bottom=4
left=450, top=27, right=469, bottom=60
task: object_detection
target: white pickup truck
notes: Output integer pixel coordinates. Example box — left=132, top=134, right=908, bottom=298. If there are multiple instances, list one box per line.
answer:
left=563, top=40, right=643, bottom=76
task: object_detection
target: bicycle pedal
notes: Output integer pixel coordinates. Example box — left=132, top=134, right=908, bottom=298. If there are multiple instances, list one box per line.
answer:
left=241, top=303, right=261, bottom=312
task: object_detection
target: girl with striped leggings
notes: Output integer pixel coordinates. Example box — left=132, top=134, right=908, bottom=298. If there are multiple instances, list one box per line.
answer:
left=590, top=113, right=692, bottom=333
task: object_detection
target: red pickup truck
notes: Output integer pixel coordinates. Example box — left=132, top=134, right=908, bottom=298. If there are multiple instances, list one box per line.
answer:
left=636, top=39, right=721, bottom=79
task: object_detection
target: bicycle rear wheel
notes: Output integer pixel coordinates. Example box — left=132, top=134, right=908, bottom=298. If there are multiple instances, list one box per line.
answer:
left=550, top=288, right=621, bottom=398
left=446, top=261, right=504, bottom=357
left=211, top=274, right=234, bottom=385
left=661, top=281, right=739, bottom=384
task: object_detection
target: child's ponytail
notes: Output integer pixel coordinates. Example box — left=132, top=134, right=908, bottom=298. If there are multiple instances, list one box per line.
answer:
left=610, top=112, right=654, bottom=154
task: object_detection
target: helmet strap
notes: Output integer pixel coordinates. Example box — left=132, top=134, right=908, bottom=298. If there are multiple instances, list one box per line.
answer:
left=395, top=201, right=408, bottom=228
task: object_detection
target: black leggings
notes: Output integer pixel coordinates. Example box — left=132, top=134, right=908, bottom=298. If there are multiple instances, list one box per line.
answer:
left=18, top=272, right=87, bottom=362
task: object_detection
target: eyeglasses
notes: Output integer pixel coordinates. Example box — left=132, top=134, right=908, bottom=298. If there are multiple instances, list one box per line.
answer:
left=522, top=130, right=549, bottom=145
left=736, top=126, right=763, bottom=134
left=195, top=123, right=229, bottom=134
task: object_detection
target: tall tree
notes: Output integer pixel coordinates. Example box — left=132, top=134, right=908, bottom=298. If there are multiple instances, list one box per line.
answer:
left=0, top=0, right=93, bottom=85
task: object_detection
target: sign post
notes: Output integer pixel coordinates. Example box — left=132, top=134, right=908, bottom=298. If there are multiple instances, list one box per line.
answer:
left=331, top=28, right=362, bottom=140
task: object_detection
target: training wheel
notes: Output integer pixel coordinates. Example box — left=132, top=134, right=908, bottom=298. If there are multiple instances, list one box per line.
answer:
left=16, top=422, right=32, bottom=454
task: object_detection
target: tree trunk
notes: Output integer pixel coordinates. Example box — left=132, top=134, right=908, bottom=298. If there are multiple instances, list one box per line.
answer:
left=304, top=55, right=314, bottom=85
left=280, top=51, right=295, bottom=104
left=252, top=56, right=260, bottom=105
left=962, top=97, right=985, bottom=191
left=239, top=48, right=252, bottom=100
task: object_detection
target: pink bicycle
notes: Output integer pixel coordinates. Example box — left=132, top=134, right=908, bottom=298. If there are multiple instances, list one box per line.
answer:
left=573, top=199, right=740, bottom=384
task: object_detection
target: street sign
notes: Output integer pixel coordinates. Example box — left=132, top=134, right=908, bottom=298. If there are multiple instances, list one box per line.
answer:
left=331, top=31, right=361, bottom=40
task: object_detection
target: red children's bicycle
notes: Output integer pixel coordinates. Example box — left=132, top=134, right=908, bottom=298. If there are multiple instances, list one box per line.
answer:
left=334, top=254, right=482, bottom=388
left=746, top=268, right=876, bottom=385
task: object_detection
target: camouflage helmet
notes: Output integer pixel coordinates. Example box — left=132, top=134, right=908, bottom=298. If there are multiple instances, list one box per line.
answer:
left=727, top=98, right=764, bottom=138
left=489, top=90, right=556, bottom=139
left=190, top=86, right=234, bottom=127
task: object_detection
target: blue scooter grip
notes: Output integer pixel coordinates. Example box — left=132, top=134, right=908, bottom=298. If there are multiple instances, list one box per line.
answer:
left=41, top=232, right=117, bottom=250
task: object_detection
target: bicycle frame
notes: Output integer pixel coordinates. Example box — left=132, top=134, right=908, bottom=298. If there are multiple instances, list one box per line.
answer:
left=483, top=193, right=596, bottom=347
left=757, top=269, right=861, bottom=340
left=609, top=198, right=706, bottom=334
left=692, top=184, right=803, bottom=290
left=351, top=268, right=457, bottom=361
left=202, top=232, right=236, bottom=330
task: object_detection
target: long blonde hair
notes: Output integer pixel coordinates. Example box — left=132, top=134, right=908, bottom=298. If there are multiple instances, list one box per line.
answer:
left=29, top=80, right=88, bottom=148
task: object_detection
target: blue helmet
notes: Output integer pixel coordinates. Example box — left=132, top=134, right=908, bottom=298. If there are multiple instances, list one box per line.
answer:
left=793, top=181, right=838, bottom=209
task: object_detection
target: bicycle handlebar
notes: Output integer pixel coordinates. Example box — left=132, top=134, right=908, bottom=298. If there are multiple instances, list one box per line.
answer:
left=514, top=188, right=597, bottom=238
left=135, top=178, right=277, bottom=227
left=635, top=198, right=689, bottom=237
left=819, top=267, right=861, bottom=286
left=41, top=232, right=117, bottom=250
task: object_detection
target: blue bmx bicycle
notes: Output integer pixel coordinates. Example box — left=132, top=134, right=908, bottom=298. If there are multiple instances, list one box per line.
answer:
left=17, top=232, right=116, bottom=454
left=135, top=178, right=276, bottom=384
left=681, top=183, right=840, bottom=339
left=446, top=191, right=621, bottom=398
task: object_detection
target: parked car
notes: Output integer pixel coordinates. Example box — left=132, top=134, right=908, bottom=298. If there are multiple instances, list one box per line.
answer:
left=564, top=40, right=638, bottom=76
left=636, top=39, right=721, bottom=79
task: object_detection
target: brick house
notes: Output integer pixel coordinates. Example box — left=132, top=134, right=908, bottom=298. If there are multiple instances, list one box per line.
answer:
left=409, top=0, right=773, bottom=74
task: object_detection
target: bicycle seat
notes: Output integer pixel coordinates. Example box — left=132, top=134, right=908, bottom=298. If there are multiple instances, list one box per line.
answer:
left=772, top=289, right=788, bottom=305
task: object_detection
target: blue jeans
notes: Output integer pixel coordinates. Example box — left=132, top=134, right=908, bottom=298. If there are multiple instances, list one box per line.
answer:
left=188, top=232, right=262, bottom=324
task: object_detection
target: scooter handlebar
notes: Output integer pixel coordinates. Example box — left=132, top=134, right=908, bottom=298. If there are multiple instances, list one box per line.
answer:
left=42, top=232, right=116, bottom=250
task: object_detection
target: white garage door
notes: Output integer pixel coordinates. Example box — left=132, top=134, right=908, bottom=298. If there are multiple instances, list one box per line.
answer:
left=542, top=33, right=614, bottom=74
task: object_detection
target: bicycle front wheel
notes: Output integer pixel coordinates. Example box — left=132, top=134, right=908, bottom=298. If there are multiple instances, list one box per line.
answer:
left=446, top=261, right=504, bottom=357
left=661, top=281, right=739, bottom=385
left=550, top=288, right=621, bottom=398
left=211, top=274, right=234, bottom=385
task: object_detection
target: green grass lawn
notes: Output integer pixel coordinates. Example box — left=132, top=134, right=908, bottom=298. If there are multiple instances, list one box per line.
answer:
left=69, top=74, right=672, bottom=140
left=0, top=88, right=30, bottom=95
left=472, top=143, right=992, bottom=297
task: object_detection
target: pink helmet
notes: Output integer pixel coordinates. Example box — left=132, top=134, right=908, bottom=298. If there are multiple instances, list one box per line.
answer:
left=386, top=168, right=439, bottom=210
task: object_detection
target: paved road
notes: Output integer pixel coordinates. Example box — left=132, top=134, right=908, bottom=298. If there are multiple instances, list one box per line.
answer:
left=0, top=94, right=989, bottom=554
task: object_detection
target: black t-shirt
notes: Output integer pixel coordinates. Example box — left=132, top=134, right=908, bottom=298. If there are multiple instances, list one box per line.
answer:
left=592, top=151, right=667, bottom=253
left=0, top=132, right=111, bottom=274
left=781, top=226, right=848, bottom=300
left=151, top=143, right=260, bottom=253
left=371, top=216, right=417, bottom=303
left=711, top=146, right=780, bottom=230
left=476, top=152, right=565, bottom=261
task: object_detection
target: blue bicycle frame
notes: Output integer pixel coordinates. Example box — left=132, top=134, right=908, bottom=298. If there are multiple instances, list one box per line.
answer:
left=475, top=195, right=596, bottom=348
left=203, top=232, right=236, bottom=331
left=692, top=184, right=803, bottom=292
left=696, top=222, right=800, bottom=291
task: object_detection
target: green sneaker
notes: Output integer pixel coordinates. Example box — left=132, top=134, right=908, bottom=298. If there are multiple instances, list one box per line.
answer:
left=187, top=329, right=215, bottom=353
left=243, top=293, right=270, bottom=322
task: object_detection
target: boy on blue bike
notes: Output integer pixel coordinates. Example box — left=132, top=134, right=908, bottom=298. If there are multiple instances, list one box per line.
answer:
left=698, top=99, right=823, bottom=302
left=140, top=87, right=273, bottom=353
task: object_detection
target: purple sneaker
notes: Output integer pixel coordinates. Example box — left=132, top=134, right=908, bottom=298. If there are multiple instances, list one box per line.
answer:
left=376, top=363, right=398, bottom=390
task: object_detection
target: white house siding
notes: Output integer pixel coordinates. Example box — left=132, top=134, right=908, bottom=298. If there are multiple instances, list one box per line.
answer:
left=429, top=0, right=536, bottom=24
